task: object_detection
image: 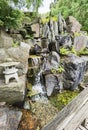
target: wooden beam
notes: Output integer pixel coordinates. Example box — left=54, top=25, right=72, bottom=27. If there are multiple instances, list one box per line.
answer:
left=42, top=87, right=88, bottom=130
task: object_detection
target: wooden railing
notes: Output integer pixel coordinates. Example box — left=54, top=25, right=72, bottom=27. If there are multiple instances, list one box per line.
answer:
left=42, top=87, right=88, bottom=130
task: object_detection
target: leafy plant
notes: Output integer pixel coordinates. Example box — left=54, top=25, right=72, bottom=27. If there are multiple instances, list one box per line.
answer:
left=0, top=0, right=24, bottom=29
left=71, top=46, right=77, bottom=55
left=51, top=0, right=88, bottom=32
left=60, top=47, right=70, bottom=55
left=78, top=48, right=88, bottom=55
left=12, top=41, right=20, bottom=47
left=51, top=65, right=65, bottom=74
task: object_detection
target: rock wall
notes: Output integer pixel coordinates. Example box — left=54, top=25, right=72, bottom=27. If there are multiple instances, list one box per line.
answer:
left=0, top=31, right=30, bottom=105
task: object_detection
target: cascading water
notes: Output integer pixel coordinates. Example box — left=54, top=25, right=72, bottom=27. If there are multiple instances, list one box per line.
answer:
left=31, top=69, right=48, bottom=102
left=28, top=55, right=48, bottom=103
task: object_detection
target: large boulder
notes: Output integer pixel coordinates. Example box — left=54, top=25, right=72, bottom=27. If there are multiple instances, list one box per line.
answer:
left=66, top=16, right=81, bottom=34
left=0, top=107, right=22, bottom=130
left=0, top=48, right=9, bottom=63
left=55, top=35, right=72, bottom=48
left=45, top=74, right=63, bottom=96
left=63, top=55, right=87, bottom=90
left=0, top=30, right=13, bottom=48
left=48, top=40, right=59, bottom=53
left=50, top=51, right=60, bottom=69
left=31, top=23, right=40, bottom=38
left=0, top=76, right=26, bottom=104
left=7, top=45, right=29, bottom=75
left=41, top=38, right=49, bottom=49
left=30, top=44, right=42, bottom=55
left=73, top=33, right=88, bottom=52
left=42, top=51, right=60, bottom=71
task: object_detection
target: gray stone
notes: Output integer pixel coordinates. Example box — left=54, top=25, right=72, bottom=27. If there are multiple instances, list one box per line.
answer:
left=11, top=34, right=23, bottom=42
left=55, top=35, right=72, bottom=48
left=20, top=42, right=31, bottom=50
left=0, top=49, right=9, bottom=63
left=7, top=45, right=29, bottom=75
left=58, top=13, right=67, bottom=34
left=73, top=33, right=88, bottom=52
left=23, top=100, right=30, bottom=110
left=43, top=23, right=50, bottom=39
left=45, top=74, right=63, bottom=96
left=66, top=16, right=81, bottom=34
left=24, top=39, right=34, bottom=47
left=50, top=51, right=60, bottom=69
left=63, top=55, right=87, bottom=90
left=0, top=107, right=22, bottom=130
left=0, top=30, right=13, bottom=48
left=48, top=40, right=59, bottom=53
left=81, top=56, right=88, bottom=71
left=42, top=51, right=60, bottom=71
left=41, top=38, right=49, bottom=49
left=53, top=21, right=58, bottom=36
left=0, top=76, right=26, bottom=104
left=31, top=23, right=40, bottom=38
left=50, top=20, right=55, bottom=40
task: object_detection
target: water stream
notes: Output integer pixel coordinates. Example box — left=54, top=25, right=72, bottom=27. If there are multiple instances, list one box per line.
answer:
left=28, top=55, right=48, bottom=103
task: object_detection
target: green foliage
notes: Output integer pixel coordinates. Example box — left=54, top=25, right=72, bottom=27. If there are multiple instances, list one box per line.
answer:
left=51, top=65, right=65, bottom=74
left=50, top=90, right=79, bottom=110
left=78, top=48, right=88, bottom=55
left=0, top=0, right=43, bottom=29
left=51, top=0, right=88, bottom=32
left=12, top=41, right=20, bottom=47
left=0, top=20, right=4, bottom=27
left=60, top=47, right=70, bottom=55
left=71, top=46, right=77, bottom=55
left=0, top=0, right=24, bottom=29
left=60, top=46, right=77, bottom=55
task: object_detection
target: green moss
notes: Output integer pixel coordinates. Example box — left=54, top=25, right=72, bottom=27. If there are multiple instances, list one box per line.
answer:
left=49, top=90, right=80, bottom=110
left=78, top=48, right=88, bottom=55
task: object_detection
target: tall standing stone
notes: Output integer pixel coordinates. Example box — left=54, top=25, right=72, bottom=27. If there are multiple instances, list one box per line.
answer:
left=66, top=16, right=81, bottom=34
left=73, top=33, right=88, bottom=52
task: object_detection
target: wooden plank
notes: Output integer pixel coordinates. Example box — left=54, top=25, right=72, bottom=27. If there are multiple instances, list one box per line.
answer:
left=42, top=87, right=88, bottom=130
left=83, top=119, right=88, bottom=129
left=63, top=102, right=88, bottom=130
left=79, top=125, right=87, bottom=130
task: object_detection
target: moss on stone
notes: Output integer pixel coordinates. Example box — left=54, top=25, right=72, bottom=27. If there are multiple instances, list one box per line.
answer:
left=49, top=90, right=80, bottom=110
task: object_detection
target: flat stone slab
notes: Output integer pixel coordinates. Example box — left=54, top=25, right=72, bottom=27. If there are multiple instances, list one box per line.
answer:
left=0, top=62, right=20, bottom=67
left=0, top=76, right=26, bottom=104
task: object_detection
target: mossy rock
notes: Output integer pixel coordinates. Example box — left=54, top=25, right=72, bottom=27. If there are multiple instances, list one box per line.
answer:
left=49, top=90, right=80, bottom=110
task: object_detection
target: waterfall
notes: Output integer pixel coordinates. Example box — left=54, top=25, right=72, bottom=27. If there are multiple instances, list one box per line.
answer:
left=32, top=69, right=48, bottom=102
left=29, top=55, right=41, bottom=67
left=32, top=57, right=39, bottom=66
